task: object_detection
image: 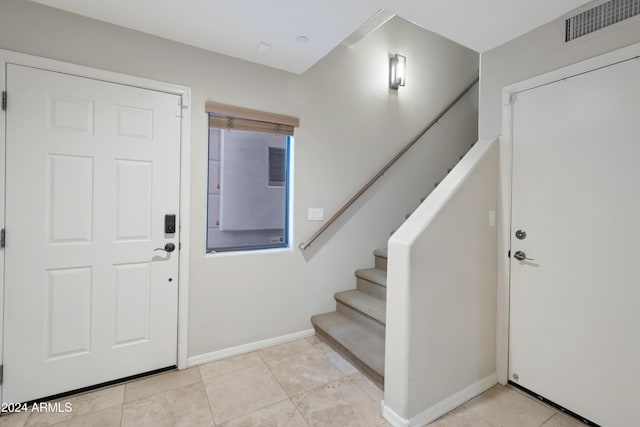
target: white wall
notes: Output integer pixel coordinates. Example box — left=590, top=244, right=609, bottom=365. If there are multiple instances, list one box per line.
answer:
left=384, top=139, right=498, bottom=426
left=479, top=0, right=640, bottom=383
left=0, top=0, right=479, bottom=359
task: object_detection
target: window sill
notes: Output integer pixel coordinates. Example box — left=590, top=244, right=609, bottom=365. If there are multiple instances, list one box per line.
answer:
left=204, top=245, right=292, bottom=258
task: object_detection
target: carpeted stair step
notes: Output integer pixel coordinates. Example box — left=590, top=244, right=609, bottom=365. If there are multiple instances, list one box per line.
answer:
left=355, top=268, right=387, bottom=301
left=374, top=248, right=387, bottom=271
left=311, top=311, right=385, bottom=387
left=335, top=289, right=386, bottom=336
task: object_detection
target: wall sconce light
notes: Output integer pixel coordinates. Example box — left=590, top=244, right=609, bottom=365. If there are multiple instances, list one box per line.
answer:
left=390, top=53, right=406, bottom=90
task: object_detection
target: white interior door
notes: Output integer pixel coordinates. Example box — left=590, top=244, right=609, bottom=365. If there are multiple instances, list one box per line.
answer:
left=3, top=64, right=181, bottom=403
left=509, top=57, right=640, bottom=426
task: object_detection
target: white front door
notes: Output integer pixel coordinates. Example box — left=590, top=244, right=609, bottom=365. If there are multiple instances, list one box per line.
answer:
left=509, top=57, right=640, bottom=426
left=3, top=64, right=181, bottom=403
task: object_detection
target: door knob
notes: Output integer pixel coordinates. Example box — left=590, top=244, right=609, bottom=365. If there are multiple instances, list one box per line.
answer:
left=513, top=250, right=533, bottom=261
left=154, top=243, right=176, bottom=253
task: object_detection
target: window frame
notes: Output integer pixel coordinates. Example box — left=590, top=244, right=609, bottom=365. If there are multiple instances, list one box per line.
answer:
left=204, top=102, right=298, bottom=254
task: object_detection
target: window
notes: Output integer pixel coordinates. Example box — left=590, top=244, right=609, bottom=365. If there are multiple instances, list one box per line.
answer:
left=205, top=102, right=298, bottom=252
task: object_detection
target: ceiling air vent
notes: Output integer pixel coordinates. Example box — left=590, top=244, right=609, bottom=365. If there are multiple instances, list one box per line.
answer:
left=565, top=0, right=640, bottom=41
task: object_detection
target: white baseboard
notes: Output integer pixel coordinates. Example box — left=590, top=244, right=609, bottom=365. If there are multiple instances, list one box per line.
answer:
left=186, top=329, right=315, bottom=368
left=383, top=373, right=497, bottom=427
left=383, top=405, right=411, bottom=427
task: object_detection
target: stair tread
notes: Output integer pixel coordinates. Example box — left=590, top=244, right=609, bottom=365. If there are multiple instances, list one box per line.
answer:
left=355, top=268, right=387, bottom=287
left=311, top=312, right=385, bottom=377
left=373, top=248, right=387, bottom=259
left=335, top=290, right=386, bottom=324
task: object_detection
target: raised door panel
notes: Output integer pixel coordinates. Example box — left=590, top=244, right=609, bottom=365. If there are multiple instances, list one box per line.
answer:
left=114, top=263, right=151, bottom=347
left=115, top=160, right=153, bottom=241
left=47, top=155, right=94, bottom=244
left=46, top=268, right=93, bottom=360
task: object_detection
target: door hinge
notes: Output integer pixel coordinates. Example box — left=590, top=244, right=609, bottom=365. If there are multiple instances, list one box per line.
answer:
left=0, top=365, right=4, bottom=385
left=176, top=97, right=189, bottom=118
left=2, top=91, right=6, bottom=111
left=1, top=229, right=5, bottom=249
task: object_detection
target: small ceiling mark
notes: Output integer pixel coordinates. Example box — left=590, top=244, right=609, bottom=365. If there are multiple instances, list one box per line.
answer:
left=256, top=42, right=272, bottom=53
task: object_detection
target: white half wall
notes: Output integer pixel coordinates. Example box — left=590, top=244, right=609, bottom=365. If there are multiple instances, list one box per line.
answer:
left=384, top=138, right=498, bottom=425
left=0, top=0, right=478, bottom=359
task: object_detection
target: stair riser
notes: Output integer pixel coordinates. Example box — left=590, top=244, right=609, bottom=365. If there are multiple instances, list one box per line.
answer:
left=374, top=255, right=387, bottom=271
left=356, top=278, right=386, bottom=301
left=336, top=302, right=385, bottom=337
left=313, top=327, right=384, bottom=388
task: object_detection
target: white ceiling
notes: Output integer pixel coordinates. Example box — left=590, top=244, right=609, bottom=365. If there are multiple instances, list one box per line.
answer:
left=29, top=0, right=592, bottom=74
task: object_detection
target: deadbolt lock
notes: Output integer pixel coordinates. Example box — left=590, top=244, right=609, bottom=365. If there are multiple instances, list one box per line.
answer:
left=515, top=229, right=527, bottom=240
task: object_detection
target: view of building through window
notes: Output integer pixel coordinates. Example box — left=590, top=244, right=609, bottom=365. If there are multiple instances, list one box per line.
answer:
left=207, top=125, right=291, bottom=252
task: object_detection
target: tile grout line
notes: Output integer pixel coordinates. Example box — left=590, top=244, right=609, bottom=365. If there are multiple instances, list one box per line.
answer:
left=260, top=341, right=353, bottom=399
left=538, top=412, right=557, bottom=427
left=23, top=386, right=127, bottom=427
left=117, top=371, right=203, bottom=412
left=196, top=365, right=219, bottom=426
left=347, top=371, right=384, bottom=407
left=206, top=351, right=292, bottom=426
left=290, top=399, right=312, bottom=427
left=257, top=339, right=350, bottom=427
left=196, top=351, right=289, bottom=424
left=312, top=335, right=386, bottom=411
left=117, top=384, right=126, bottom=427
left=257, top=347, right=303, bottom=403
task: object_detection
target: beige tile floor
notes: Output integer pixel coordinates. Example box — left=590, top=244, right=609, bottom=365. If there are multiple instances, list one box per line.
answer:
left=0, top=336, right=584, bottom=427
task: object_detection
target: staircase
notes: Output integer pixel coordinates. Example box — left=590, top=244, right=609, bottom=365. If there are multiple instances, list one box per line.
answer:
left=310, top=248, right=388, bottom=387
left=305, top=80, right=479, bottom=389
left=310, top=149, right=475, bottom=388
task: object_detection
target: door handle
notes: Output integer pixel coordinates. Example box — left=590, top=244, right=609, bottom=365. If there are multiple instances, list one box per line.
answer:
left=154, top=243, right=176, bottom=253
left=513, top=250, right=534, bottom=261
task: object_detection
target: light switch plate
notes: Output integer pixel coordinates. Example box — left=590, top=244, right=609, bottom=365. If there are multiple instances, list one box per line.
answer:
left=308, top=208, right=324, bottom=221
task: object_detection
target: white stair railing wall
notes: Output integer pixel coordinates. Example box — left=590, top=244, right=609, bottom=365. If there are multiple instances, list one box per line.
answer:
left=383, top=138, right=499, bottom=427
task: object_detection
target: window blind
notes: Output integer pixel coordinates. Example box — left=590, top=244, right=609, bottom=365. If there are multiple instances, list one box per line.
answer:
left=206, top=101, right=299, bottom=136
